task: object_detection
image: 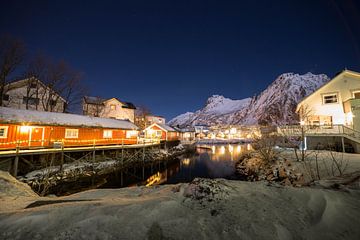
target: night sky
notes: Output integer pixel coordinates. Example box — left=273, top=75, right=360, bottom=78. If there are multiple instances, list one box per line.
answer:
left=1, top=0, right=360, bottom=120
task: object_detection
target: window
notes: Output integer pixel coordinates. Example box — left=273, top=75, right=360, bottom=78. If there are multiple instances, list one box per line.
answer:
left=353, top=90, right=360, bottom=99
left=103, top=130, right=112, bottom=138
left=322, top=94, right=338, bottom=104
left=65, top=129, right=79, bottom=138
left=110, top=104, right=116, bottom=110
left=0, top=126, right=8, bottom=138
left=50, top=99, right=57, bottom=106
left=2, top=94, right=9, bottom=101
left=23, top=97, right=39, bottom=105
left=30, top=82, right=37, bottom=88
left=156, top=130, right=162, bottom=137
left=126, top=130, right=138, bottom=138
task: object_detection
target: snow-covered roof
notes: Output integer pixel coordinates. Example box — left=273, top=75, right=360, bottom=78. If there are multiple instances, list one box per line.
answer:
left=0, top=107, right=138, bottom=130
left=146, top=123, right=176, bottom=132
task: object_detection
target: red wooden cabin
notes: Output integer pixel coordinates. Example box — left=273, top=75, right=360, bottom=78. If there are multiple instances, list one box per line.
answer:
left=0, top=107, right=139, bottom=150
left=144, top=123, right=179, bottom=141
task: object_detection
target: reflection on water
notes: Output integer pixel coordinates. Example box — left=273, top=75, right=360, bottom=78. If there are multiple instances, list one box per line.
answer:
left=146, top=144, right=251, bottom=186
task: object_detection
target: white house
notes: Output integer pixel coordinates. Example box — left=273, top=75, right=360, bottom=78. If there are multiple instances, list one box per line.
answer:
left=2, top=78, right=67, bottom=112
left=83, top=96, right=136, bottom=123
left=297, top=70, right=360, bottom=131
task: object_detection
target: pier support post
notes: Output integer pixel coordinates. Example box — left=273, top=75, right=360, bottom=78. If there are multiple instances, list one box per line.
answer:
left=13, top=145, right=19, bottom=177
left=341, top=137, right=345, bottom=153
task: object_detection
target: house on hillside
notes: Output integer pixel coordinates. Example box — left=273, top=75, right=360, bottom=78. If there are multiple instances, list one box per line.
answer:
left=280, top=69, right=360, bottom=152
left=83, top=96, right=136, bottom=123
left=297, top=70, right=360, bottom=130
left=2, top=78, right=67, bottom=112
left=144, top=123, right=179, bottom=141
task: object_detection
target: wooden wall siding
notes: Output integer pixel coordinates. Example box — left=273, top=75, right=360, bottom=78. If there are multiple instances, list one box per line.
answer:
left=147, top=125, right=180, bottom=141
left=0, top=124, right=138, bottom=150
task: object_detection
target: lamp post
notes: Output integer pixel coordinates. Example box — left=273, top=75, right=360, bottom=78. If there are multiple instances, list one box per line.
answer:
left=300, top=120, right=306, bottom=161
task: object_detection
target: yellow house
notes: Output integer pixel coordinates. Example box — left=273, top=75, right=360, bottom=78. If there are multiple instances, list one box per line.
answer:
left=297, top=70, right=360, bottom=131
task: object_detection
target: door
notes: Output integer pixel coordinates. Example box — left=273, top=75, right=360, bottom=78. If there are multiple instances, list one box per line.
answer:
left=29, top=127, right=45, bottom=147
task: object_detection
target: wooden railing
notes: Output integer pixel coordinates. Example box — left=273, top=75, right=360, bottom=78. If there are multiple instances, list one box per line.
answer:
left=277, top=124, right=360, bottom=142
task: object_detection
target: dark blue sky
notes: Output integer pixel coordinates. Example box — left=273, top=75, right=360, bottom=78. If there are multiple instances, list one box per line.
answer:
left=1, top=0, right=360, bottom=120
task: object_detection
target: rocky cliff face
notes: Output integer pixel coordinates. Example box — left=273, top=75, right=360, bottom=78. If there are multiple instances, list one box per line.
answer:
left=169, top=72, right=330, bottom=127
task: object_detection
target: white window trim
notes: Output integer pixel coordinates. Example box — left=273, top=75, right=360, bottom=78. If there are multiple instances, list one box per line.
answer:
left=352, top=89, right=360, bottom=98
left=322, top=92, right=339, bottom=105
left=103, top=130, right=113, bottom=138
left=156, top=130, right=162, bottom=137
left=65, top=128, right=79, bottom=139
left=0, top=126, right=9, bottom=138
left=126, top=130, right=138, bottom=138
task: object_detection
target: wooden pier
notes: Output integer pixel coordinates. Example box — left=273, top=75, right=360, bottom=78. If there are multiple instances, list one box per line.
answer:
left=0, top=141, right=163, bottom=177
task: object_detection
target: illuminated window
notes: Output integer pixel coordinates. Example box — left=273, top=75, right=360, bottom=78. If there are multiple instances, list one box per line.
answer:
left=110, top=104, right=116, bottom=110
left=126, top=130, right=138, bottom=138
left=103, top=130, right=112, bottom=138
left=322, top=93, right=338, bottom=104
left=156, top=130, right=162, bottom=137
left=65, top=129, right=79, bottom=138
left=0, top=126, right=8, bottom=138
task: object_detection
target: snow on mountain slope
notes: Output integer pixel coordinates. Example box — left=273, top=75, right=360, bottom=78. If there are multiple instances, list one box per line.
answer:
left=202, top=95, right=251, bottom=114
left=168, top=95, right=251, bottom=127
left=168, top=112, right=194, bottom=126
left=169, top=72, right=330, bottom=126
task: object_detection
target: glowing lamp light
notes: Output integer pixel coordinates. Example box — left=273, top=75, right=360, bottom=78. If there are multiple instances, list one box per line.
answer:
left=300, top=120, right=305, bottom=126
left=230, top=128, right=237, bottom=135
left=20, top=125, right=31, bottom=133
left=347, top=112, right=354, bottom=123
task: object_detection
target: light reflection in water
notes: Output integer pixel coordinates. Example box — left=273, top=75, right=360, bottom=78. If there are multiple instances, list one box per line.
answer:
left=146, top=144, right=253, bottom=186
left=182, top=158, right=190, bottom=166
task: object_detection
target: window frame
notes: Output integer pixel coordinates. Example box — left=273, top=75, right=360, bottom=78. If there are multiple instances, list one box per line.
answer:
left=110, top=104, right=116, bottom=110
left=126, top=130, right=138, bottom=138
left=103, top=130, right=113, bottom=138
left=322, top=92, right=339, bottom=105
left=2, top=94, right=9, bottom=101
left=352, top=90, right=360, bottom=99
left=65, top=128, right=79, bottom=139
left=23, top=96, right=40, bottom=105
left=0, top=126, right=9, bottom=138
left=156, top=130, right=162, bottom=137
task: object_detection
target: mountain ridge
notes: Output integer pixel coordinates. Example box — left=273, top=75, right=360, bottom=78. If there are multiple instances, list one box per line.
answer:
left=168, top=72, right=330, bottom=127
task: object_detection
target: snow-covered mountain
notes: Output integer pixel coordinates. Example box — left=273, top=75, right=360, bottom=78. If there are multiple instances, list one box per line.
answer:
left=168, top=72, right=330, bottom=127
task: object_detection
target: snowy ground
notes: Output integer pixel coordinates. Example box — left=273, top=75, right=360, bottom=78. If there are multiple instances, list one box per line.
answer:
left=278, top=149, right=360, bottom=182
left=1, top=171, right=360, bottom=240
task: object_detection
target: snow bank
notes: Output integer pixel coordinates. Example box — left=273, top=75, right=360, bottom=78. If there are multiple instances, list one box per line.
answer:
left=0, top=178, right=359, bottom=239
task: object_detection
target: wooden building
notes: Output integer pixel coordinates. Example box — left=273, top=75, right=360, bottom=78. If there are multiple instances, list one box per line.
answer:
left=144, top=123, right=179, bottom=141
left=0, top=107, right=139, bottom=150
